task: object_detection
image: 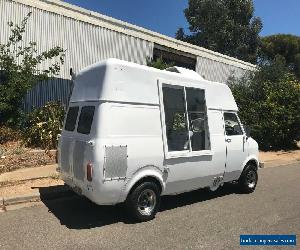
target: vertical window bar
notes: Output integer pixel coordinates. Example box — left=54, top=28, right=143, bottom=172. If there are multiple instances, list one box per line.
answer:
left=183, top=87, right=192, bottom=152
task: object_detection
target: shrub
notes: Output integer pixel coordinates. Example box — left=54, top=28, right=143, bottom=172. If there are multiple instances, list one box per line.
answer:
left=23, top=102, right=65, bottom=149
left=228, top=57, right=300, bottom=150
left=0, top=126, right=21, bottom=144
left=147, top=56, right=174, bottom=70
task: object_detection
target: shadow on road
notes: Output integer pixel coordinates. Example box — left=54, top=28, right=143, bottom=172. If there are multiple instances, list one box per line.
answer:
left=160, top=183, right=240, bottom=212
left=39, top=183, right=240, bottom=230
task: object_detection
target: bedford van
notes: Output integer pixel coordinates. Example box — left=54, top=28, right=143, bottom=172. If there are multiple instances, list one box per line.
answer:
left=58, top=58, right=260, bottom=221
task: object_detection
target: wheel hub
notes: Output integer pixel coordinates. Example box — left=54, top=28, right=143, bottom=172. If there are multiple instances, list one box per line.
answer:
left=246, top=170, right=257, bottom=188
left=137, top=189, right=157, bottom=216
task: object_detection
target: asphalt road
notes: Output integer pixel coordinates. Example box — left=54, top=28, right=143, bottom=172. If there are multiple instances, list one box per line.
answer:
left=0, top=163, right=299, bottom=250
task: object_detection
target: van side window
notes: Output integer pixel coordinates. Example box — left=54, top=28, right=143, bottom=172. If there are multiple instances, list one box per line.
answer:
left=224, top=113, right=243, bottom=136
left=65, top=106, right=79, bottom=131
left=163, top=86, right=189, bottom=151
left=162, top=85, right=209, bottom=152
left=186, top=88, right=206, bottom=151
left=77, top=106, right=95, bottom=134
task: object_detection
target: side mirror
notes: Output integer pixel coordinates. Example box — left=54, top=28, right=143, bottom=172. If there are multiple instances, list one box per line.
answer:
left=244, top=126, right=251, bottom=138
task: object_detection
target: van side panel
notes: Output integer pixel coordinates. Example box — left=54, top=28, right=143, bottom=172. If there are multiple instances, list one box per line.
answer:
left=102, top=102, right=164, bottom=178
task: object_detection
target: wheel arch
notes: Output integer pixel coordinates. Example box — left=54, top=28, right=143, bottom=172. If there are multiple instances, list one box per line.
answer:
left=246, top=159, right=259, bottom=170
left=128, top=176, right=163, bottom=196
left=119, top=166, right=165, bottom=203
left=241, top=155, right=259, bottom=173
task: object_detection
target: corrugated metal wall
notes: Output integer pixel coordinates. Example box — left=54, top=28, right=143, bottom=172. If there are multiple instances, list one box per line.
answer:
left=1, top=0, right=252, bottom=112
left=196, top=57, right=247, bottom=82
left=22, top=78, right=73, bottom=113
left=0, top=0, right=154, bottom=112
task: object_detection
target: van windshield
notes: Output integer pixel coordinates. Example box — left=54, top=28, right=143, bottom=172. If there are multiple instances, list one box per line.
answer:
left=77, top=106, right=95, bottom=134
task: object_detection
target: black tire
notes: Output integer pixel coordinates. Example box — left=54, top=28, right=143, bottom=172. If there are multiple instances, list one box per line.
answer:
left=238, top=164, right=258, bottom=193
left=126, top=181, right=161, bottom=222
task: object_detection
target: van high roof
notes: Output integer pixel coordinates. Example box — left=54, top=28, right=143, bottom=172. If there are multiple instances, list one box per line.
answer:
left=70, top=58, right=238, bottom=111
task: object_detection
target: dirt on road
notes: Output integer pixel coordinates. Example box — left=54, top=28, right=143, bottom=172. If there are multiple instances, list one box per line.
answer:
left=260, top=148, right=300, bottom=167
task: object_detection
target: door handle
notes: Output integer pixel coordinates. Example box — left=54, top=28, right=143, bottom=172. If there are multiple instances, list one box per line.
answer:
left=225, top=138, right=232, bottom=143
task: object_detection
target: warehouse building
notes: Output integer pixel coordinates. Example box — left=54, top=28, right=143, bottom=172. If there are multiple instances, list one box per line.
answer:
left=0, top=0, right=256, bottom=112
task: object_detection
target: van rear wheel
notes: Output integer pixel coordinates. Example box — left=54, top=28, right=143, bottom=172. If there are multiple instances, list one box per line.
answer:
left=126, top=182, right=161, bottom=222
left=238, top=164, right=258, bottom=193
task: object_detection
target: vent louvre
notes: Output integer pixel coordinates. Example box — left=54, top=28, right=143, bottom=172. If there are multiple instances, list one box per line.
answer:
left=104, top=146, right=128, bottom=180
left=73, top=141, right=86, bottom=180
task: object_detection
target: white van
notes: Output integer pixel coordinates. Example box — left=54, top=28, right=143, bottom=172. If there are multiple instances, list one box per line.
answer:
left=58, top=58, right=260, bottom=221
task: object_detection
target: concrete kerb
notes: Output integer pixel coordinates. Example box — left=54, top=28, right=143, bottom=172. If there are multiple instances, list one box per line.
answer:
left=1, top=185, right=74, bottom=207
left=3, top=194, right=40, bottom=206
left=0, top=176, right=56, bottom=188
left=0, top=197, right=6, bottom=212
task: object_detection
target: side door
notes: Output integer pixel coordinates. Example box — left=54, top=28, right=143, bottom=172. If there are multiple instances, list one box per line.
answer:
left=72, top=105, right=96, bottom=184
left=59, top=105, right=80, bottom=176
left=223, top=112, right=247, bottom=182
left=159, top=83, right=223, bottom=194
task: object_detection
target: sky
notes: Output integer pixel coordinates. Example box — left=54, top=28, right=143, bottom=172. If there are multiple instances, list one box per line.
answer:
left=63, top=0, right=300, bottom=38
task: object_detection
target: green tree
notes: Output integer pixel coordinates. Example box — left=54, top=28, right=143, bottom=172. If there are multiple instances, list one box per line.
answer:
left=147, top=57, right=174, bottom=70
left=0, top=12, right=65, bottom=126
left=176, top=0, right=262, bottom=63
left=228, top=57, right=300, bottom=150
left=260, top=34, right=300, bottom=78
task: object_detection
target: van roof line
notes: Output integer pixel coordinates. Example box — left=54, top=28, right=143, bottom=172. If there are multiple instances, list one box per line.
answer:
left=165, top=66, right=205, bottom=80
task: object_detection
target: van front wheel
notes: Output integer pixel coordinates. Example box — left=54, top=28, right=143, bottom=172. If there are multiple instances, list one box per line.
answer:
left=126, top=182, right=161, bottom=222
left=238, top=164, right=258, bottom=193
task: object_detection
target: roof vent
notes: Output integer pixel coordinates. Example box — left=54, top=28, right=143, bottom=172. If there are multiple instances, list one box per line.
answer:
left=165, top=66, right=204, bottom=80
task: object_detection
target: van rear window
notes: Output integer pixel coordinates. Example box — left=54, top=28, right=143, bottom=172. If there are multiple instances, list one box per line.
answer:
left=77, top=106, right=95, bottom=134
left=64, top=106, right=79, bottom=131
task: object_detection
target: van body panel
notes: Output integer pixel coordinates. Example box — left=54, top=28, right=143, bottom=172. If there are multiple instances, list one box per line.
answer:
left=59, top=59, right=259, bottom=206
left=223, top=154, right=259, bottom=183
left=224, top=133, right=248, bottom=181
left=223, top=112, right=259, bottom=182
